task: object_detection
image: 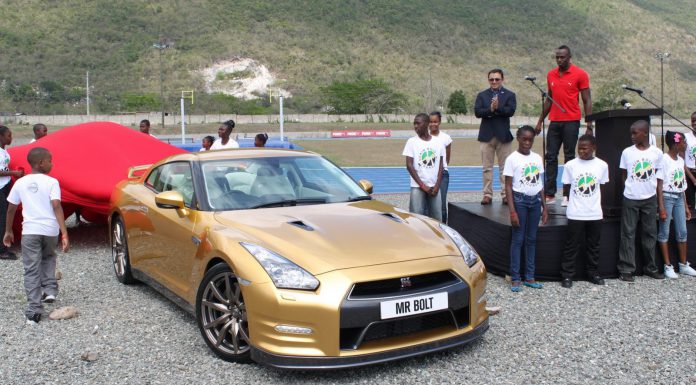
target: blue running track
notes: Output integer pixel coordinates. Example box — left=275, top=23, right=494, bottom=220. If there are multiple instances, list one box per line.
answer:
left=344, top=166, right=564, bottom=194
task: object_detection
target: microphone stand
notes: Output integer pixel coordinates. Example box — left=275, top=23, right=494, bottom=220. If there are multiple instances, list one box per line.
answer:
left=526, top=78, right=566, bottom=166
left=626, top=89, right=695, bottom=151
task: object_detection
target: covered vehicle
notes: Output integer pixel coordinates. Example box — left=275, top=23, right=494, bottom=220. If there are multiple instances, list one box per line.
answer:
left=109, top=148, right=488, bottom=369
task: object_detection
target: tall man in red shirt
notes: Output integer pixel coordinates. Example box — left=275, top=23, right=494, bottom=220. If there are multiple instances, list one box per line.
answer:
left=535, top=45, right=593, bottom=205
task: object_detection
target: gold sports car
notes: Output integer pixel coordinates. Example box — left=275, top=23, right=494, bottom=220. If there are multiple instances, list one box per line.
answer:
left=109, top=149, right=488, bottom=369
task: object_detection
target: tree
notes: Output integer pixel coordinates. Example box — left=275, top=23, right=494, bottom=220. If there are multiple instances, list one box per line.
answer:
left=447, top=90, right=468, bottom=114
left=321, top=79, right=406, bottom=114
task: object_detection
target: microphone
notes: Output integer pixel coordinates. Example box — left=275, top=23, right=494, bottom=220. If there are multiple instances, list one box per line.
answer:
left=621, top=84, right=643, bottom=94
left=524, top=76, right=536, bottom=81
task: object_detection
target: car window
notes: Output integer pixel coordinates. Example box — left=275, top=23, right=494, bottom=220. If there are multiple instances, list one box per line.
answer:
left=201, top=156, right=368, bottom=210
left=146, top=162, right=195, bottom=207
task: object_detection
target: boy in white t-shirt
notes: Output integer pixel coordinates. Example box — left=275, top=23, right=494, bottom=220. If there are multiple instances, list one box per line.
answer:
left=3, top=148, right=69, bottom=325
left=403, top=113, right=444, bottom=221
left=560, top=135, right=609, bottom=288
left=617, top=120, right=663, bottom=282
left=683, top=111, right=696, bottom=209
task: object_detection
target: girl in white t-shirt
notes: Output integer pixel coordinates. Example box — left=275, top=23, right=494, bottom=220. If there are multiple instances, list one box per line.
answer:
left=429, top=111, right=452, bottom=223
left=503, top=125, right=548, bottom=292
left=657, top=131, right=696, bottom=278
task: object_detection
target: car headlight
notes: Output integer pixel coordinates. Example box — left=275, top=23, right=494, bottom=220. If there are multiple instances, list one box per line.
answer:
left=439, top=223, right=479, bottom=267
left=241, top=243, right=319, bottom=290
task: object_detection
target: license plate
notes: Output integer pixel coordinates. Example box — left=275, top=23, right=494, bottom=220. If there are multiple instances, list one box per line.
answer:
left=379, top=292, right=448, bottom=320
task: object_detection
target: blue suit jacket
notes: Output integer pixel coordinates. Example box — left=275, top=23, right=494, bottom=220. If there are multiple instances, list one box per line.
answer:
left=474, top=87, right=516, bottom=143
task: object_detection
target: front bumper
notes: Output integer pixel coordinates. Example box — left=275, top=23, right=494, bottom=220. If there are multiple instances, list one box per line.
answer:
left=250, top=318, right=489, bottom=370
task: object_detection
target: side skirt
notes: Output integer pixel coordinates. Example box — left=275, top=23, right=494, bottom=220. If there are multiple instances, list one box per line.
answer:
left=132, top=269, right=195, bottom=315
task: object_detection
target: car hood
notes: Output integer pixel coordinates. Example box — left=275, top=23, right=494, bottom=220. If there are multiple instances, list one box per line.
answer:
left=213, top=200, right=459, bottom=275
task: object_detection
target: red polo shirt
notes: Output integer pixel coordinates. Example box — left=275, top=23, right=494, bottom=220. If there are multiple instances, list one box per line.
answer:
left=547, top=64, right=590, bottom=122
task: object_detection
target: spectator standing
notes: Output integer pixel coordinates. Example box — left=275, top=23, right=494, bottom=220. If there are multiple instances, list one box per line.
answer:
left=0, top=125, right=25, bottom=260
left=403, top=113, right=444, bottom=221
left=428, top=111, right=451, bottom=222
left=255, top=133, right=269, bottom=147
left=504, top=125, right=548, bottom=292
left=560, top=134, right=609, bottom=288
left=475, top=69, right=516, bottom=205
left=683, top=112, right=696, bottom=209
left=535, top=45, right=593, bottom=207
left=3, top=148, right=69, bottom=324
left=139, top=119, right=156, bottom=137
left=200, top=135, right=215, bottom=152
left=657, top=131, right=696, bottom=278
left=30, top=124, right=48, bottom=143
left=211, top=120, right=239, bottom=150
left=617, top=120, right=664, bottom=282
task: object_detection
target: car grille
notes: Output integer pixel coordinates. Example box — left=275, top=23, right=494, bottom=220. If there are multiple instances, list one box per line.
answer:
left=348, top=271, right=461, bottom=299
left=340, top=308, right=469, bottom=350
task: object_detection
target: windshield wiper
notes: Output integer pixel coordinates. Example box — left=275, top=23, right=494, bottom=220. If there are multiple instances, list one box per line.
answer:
left=347, top=195, right=372, bottom=202
left=250, top=198, right=327, bottom=209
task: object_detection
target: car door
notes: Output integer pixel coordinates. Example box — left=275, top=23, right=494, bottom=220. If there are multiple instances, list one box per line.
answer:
left=146, top=161, right=200, bottom=298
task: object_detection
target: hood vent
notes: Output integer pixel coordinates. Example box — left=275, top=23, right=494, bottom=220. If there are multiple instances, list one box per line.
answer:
left=288, top=220, right=314, bottom=231
left=379, top=212, right=403, bottom=223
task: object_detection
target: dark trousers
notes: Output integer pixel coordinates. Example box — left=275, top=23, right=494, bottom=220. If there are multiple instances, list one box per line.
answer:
left=0, top=183, right=10, bottom=253
left=618, top=196, right=659, bottom=275
left=440, top=170, right=449, bottom=223
left=561, top=219, right=602, bottom=279
left=544, top=120, right=580, bottom=196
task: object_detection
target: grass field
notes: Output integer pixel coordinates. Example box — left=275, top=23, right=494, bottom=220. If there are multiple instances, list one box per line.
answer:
left=7, top=122, right=545, bottom=167
left=296, top=138, right=545, bottom=167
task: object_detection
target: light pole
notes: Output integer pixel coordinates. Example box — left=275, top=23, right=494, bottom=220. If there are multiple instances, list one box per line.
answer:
left=153, top=41, right=170, bottom=128
left=655, top=51, right=670, bottom=151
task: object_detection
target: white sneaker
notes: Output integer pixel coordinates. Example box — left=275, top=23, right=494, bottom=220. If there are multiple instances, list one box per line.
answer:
left=664, top=264, right=678, bottom=279
left=26, top=314, right=41, bottom=325
left=561, top=196, right=569, bottom=207
left=679, top=261, right=696, bottom=276
left=42, top=293, right=56, bottom=303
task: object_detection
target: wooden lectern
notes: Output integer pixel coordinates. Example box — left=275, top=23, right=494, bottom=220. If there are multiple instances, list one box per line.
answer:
left=586, top=108, right=662, bottom=216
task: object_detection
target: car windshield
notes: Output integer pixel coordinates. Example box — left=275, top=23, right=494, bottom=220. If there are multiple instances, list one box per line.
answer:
left=201, top=155, right=370, bottom=210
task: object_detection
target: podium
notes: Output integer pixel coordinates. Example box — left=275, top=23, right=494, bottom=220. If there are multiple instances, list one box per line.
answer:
left=586, top=108, right=662, bottom=216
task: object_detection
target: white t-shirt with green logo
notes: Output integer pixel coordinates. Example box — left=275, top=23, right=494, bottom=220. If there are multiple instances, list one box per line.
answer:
left=620, top=145, right=662, bottom=200
left=431, top=131, right=452, bottom=171
left=658, top=153, right=687, bottom=193
left=684, top=132, right=696, bottom=169
left=0, top=147, right=11, bottom=189
left=562, top=157, right=609, bottom=220
left=503, top=150, right=544, bottom=196
left=402, top=136, right=444, bottom=188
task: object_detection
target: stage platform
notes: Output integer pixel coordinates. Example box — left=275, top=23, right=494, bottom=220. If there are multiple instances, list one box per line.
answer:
left=448, top=201, right=696, bottom=281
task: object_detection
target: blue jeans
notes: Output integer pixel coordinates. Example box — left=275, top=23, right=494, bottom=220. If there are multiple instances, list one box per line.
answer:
left=410, top=187, right=442, bottom=221
left=510, top=192, right=542, bottom=282
left=658, top=193, right=687, bottom=243
left=440, top=170, right=450, bottom=223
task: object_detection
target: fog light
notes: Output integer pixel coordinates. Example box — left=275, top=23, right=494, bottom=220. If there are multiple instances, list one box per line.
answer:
left=274, top=325, right=313, bottom=334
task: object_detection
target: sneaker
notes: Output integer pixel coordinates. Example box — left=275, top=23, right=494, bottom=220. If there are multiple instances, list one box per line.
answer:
left=523, top=280, right=543, bottom=289
left=561, top=196, right=569, bottom=207
left=42, top=293, right=56, bottom=303
left=589, top=275, right=606, bottom=285
left=645, top=271, right=665, bottom=280
left=619, top=273, right=635, bottom=283
left=545, top=195, right=556, bottom=204
left=26, top=314, right=41, bottom=325
left=664, top=264, right=678, bottom=279
left=510, top=281, right=522, bottom=293
left=679, top=262, right=696, bottom=276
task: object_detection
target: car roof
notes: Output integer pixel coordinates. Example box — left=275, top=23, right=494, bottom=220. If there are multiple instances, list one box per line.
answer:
left=164, top=148, right=319, bottom=163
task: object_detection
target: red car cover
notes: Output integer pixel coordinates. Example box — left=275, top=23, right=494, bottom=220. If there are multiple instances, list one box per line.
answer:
left=8, top=122, right=186, bottom=227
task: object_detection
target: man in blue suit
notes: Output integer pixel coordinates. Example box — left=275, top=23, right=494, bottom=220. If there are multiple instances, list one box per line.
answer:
left=474, top=69, right=517, bottom=205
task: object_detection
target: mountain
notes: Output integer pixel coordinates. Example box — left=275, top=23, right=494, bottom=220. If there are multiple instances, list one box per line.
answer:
left=0, top=0, right=694, bottom=116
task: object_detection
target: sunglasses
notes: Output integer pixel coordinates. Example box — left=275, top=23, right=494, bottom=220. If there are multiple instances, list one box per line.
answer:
left=488, top=78, right=502, bottom=82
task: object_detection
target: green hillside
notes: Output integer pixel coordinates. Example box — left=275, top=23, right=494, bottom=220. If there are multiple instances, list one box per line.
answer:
left=0, top=0, right=694, bottom=116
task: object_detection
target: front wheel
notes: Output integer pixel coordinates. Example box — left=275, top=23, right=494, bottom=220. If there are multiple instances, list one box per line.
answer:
left=111, top=216, right=135, bottom=284
left=195, top=263, right=252, bottom=363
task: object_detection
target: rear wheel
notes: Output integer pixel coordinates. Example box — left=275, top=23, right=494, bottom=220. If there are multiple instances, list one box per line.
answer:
left=111, top=216, right=135, bottom=284
left=195, top=263, right=252, bottom=363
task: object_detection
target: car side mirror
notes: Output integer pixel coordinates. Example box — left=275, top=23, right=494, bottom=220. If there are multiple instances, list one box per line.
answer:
left=155, top=190, right=186, bottom=209
left=358, top=179, right=373, bottom=194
